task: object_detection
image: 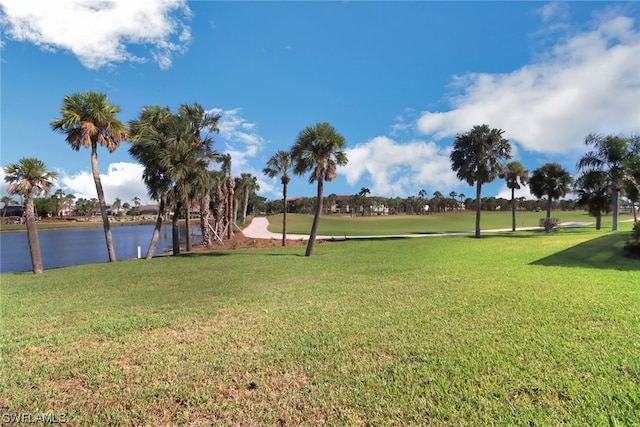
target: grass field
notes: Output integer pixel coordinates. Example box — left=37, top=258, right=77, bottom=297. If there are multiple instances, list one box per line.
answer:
left=266, top=211, right=634, bottom=236
left=1, top=221, right=639, bottom=425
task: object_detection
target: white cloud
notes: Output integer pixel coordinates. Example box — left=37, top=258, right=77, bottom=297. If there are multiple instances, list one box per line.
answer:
left=417, top=15, right=640, bottom=154
left=340, top=136, right=458, bottom=198
left=206, top=107, right=266, bottom=179
left=496, top=183, right=534, bottom=201
left=0, top=0, right=192, bottom=69
left=58, top=162, right=153, bottom=205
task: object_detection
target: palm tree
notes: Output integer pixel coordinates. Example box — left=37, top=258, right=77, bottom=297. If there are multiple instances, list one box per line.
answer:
left=577, top=134, right=637, bottom=231
left=237, top=173, right=259, bottom=224
left=450, top=124, right=512, bottom=238
left=529, top=163, right=573, bottom=220
left=63, top=193, right=75, bottom=217
left=575, top=170, right=612, bottom=230
left=1, top=196, right=16, bottom=222
left=51, top=91, right=128, bottom=262
left=358, top=187, right=370, bottom=216
left=53, top=189, right=65, bottom=216
left=264, top=150, right=293, bottom=246
left=291, top=122, right=348, bottom=256
left=129, top=105, right=175, bottom=258
left=3, top=158, right=57, bottom=274
left=500, top=161, right=529, bottom=231
left=132, top=196, right=141, bottom=216
left=112, top=197, right=122, bottom=216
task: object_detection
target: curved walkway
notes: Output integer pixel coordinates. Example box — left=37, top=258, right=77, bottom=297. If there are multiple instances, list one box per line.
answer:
left=241, top=217, right=596, bottom=241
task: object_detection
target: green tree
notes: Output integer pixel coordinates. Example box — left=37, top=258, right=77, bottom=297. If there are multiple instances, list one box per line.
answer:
left=111, top=197, right=122, bottom=215
left=529, top=163, right=573, bottom=220
left=575, top=170, right=612, bottom=230
left=237, top=173, right=259, bottom=224
left=129, top=104, right=218, bottom=256
left=291, top=122, right=348, bottom=256
left=3, top=158, right=57, bottom=274
left=500, top=161, right=529, bottom=232
left=577, top=134, right=637, bottom=231
left=51, top=91, right=128, bottom=262
left=450, top=124, right=512, bottom=238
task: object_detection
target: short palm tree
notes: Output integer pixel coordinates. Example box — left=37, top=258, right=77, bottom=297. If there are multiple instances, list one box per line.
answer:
left=4, top=158, right=57, bottom=274
left=575, top=170, right=612, bottom=230
left=577, top=134, right=637, bottom=231
left=529, top=162, right=573, bottom=220
left=450, top=124, right=512, bottom=238
left=291, top=122, right=348, bottom=256
left=500, top=161, right=529, bottom=231
left=51, top=91, right=128, bottom=262
left=263, top=150, right=293, bottom=246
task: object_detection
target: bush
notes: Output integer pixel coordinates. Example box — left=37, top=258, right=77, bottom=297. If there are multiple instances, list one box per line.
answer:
left=539, top=217, right=561, bottom=233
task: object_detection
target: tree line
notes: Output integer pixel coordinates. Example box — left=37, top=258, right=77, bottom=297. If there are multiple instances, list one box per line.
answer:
left=3, top=90, right=639, bottom=273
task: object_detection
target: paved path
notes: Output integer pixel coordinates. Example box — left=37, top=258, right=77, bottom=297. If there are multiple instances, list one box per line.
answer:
left=241, top=217, right=597, bottom=241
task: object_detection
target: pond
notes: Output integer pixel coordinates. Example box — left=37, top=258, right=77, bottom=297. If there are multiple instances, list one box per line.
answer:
left=0, top=224, right=193, bottom=273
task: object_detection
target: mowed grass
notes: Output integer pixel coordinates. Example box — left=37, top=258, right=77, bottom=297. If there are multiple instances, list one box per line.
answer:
left=267, top=211, right=633, bottom=236
left=1, top=226, right=639, bottom=425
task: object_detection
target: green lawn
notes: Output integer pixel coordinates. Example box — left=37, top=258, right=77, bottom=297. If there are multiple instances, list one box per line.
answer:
left=1, top=225, right=639, bottom=425
left=267, top=211, right=634, bottom=236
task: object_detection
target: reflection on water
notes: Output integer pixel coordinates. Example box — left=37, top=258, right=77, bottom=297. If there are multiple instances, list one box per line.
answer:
left=0, top=224, right=195, bottom=273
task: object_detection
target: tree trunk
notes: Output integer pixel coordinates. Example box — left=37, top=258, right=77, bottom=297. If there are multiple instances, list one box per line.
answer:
left=145, top=197, right=165, bottom=259
left=200, top=192, right=211, bottom=248
left=474, top=182, right=482, bottom=238
left=227, top=176, right=235, bottom=240
left=511, top=187, right=516, bottom=232
left=185, top=199, right=192, bottom=252
left=242, top=188, right=250, bottom=224
left=306, top=180, right=324, bottom=256
left=91, top=144, right=116, bottom=261
left=24, top=192, right=43, bottom=274
left=612, top=185, right=619, bottom=231
left=282, top=182, right=288, bottom=247
left=172, top=201, right=181, bottom=256
left=546, top=196, right=552, bottom=219
left=596, top=212, right=602, bottom=230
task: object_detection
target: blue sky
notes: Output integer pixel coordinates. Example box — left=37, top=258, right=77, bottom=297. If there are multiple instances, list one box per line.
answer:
left=1, top=1, right=639, bottom=206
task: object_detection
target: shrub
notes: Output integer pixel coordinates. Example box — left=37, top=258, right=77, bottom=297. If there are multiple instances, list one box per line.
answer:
left=539, top=217, right=561, bottom=233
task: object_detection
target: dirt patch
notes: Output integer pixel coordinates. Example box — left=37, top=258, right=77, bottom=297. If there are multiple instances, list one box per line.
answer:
left=185, top=233, right=308, bottom=253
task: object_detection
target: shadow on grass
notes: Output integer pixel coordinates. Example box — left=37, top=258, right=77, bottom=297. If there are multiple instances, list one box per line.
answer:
left=531, top=233, right=640, bottom=271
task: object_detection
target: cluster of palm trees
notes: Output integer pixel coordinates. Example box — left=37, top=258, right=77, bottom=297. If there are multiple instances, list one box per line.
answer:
left=450, top=124, right=639, bottom=237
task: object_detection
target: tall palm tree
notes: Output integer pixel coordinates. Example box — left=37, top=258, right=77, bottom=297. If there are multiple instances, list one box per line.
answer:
left=500, top=161, right=529, bottom=232
left=575, top=170, right=612, bottom=230
left=129, top=105, right=175, bottom=258
left=263, top=150, right=293, bottom=246
left=577, top=134, right=636, bottom=231
left=291, top=122, right=348, bottom=256
left=529, top=162, right=573, bottom=220
left=450, top=124, right=512, bottom=238
left=237, top=173, right=260, bottom=224
left=51, top=91, right=128, bottom=262
left=3, top=158, right=57, bottom=274
left=1, top=195, right=16, bottom=222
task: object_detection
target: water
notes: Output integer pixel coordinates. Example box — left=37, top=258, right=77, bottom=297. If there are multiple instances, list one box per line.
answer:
left=0, top=224, right=194, bottom=273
